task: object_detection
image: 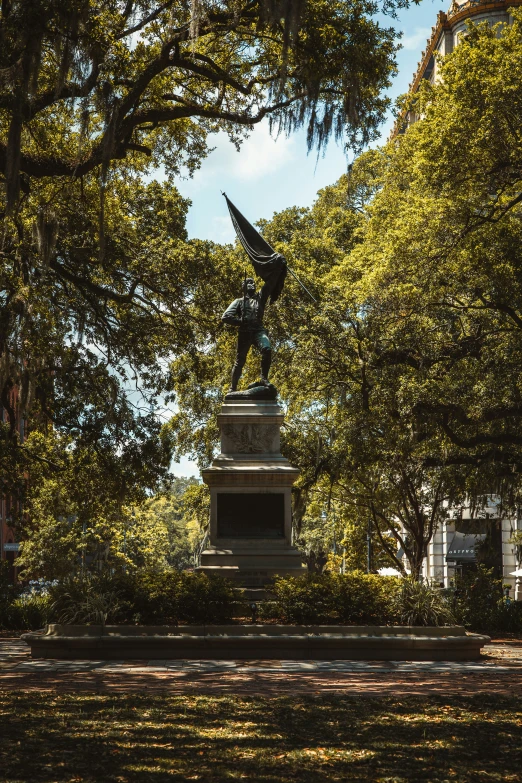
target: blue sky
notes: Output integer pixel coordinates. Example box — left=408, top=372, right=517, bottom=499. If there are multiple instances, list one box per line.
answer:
left=171, top=0, right=447, bottom=476
left=175, top=0, right=446, bottom=245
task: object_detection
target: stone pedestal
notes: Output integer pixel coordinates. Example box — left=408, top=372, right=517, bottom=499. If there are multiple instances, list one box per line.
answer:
left=198, top=398, right=305, bottom=586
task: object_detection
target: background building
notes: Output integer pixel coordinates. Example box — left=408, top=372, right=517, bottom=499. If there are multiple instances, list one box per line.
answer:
left=393, top=0, right=522, bottom=136
left=422, top=499, right=521, bottom=599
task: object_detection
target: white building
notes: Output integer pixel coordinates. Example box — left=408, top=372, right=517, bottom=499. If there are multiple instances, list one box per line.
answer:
left=422, top=498, right=522, bottom=599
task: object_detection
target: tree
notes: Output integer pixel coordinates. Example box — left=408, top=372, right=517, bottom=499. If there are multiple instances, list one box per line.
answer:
left=341, top=13, right=522, bottom=479
left=1, top=0, right=407, bottom=501
left=285, top=14, right=522, bottom=573
left=143, top=477, right=209, bottom=570
left=16, top=439, right=209, bottom=579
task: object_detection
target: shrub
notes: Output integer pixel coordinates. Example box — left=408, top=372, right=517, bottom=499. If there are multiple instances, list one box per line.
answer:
left=452, top=566, right=522, bottom=635
left=266, top=573, right=454, bottom=626
left=335, top=572, right=400, bottom=625
left=1, top=563, right=54, bottom=630
left=270, top=574, right=337, bottom=624
left=46, top=570, right=237, bottom=626
left=394, top=578, right=455, bottom=626
left=0, top=562, right=20, bottom=629
left=8, top=593, right=52, bottom=630
left=48, top=575, right=122, bottom=630
left=176, top=572, right=236, bottom=624
left=126, top=570, right=181, bottom=625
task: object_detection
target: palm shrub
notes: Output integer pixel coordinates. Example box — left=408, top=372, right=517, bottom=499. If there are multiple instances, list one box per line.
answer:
left=394, top=578, right=455, bottom=626
left=48, top=575, right=122, bottom=631
left=1, top=563, right=52, bottom=630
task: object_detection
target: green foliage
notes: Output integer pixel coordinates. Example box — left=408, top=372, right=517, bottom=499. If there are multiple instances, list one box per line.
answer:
left=393, top=579, right=455, bottom=627
left=174, top=572, right=237, bottom=624
left=46, top=570, right=237, bottom=626
left=7, top=593, right=53, bottom=631
left=268, top=574, right=337, bottom=624
left=16, top=470, right=208, bottom=581
left=452, top=566, right=522, bottom=635
left=1, top=564, right=52, bottom=629
left=143, top=478, right=209, bottom=571
left=0, top=561, right=20, bottom=629
left=49, top=576, right=122, bottom=630
left=275, top=14, right=522, bottom=575
left=336, top=571, right=399, bottom=624
left=1, top=1, right=407, bottom=586
left=265, top=572, right=450, bottom=626
left=1, top=0, right=404, bottom=507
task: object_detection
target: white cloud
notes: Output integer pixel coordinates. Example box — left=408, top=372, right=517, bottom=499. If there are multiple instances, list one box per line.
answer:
left=185, top=121, right=295, bottom=190
left=232, top=123, right=295, bottom=180
left=401, top=27, right=432, bottom=51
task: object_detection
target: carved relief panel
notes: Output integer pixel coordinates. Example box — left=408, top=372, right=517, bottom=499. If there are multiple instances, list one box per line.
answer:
left=221, top=423, right=279, bottom=454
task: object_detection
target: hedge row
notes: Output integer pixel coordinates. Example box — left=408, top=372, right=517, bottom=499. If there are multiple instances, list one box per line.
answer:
left=263, top=573, right=454, bottom=626
left=1, top=570, right=454, bottom=629
left=2, top=567, right=520, bottom=631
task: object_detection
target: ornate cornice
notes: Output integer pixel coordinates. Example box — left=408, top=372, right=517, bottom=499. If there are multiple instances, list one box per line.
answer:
left=390, top=1, right=522, bottom=138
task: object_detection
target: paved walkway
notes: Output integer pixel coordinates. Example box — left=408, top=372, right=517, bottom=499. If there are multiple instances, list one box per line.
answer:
left=1, top=637, right=521, bottom=695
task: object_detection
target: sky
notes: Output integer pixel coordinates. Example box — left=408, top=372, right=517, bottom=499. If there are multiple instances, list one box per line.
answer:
left=171, top=0, right=447, bottom=477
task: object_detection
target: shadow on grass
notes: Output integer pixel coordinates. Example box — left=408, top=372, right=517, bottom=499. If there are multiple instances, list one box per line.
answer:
left=0, top=692, right=520, bottom=782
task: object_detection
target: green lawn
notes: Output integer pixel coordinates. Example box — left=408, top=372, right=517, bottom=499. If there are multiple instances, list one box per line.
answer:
left=0, top=692, right=520, bottom=782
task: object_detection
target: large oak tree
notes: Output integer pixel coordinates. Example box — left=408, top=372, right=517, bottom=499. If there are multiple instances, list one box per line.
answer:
left=0, top=0, right=408, bottom=572
left=0, top=0, right=404, bottom=483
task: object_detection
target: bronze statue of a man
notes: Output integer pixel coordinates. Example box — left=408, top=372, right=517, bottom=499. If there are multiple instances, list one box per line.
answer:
left=222, top=273, right=283, bottom=391
left=220, top=195, right=316, bottom=395
left=220, top=194, right=297, bottom=393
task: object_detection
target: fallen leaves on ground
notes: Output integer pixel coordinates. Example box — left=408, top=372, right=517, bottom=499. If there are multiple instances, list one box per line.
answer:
left=0, top=692, right=520, bottom=782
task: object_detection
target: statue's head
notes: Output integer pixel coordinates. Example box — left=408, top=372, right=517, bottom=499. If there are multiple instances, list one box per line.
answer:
left=242, top=277, right=256, bottom=295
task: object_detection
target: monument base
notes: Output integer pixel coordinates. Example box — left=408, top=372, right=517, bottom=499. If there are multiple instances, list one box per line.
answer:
left=22, top=625, right=490, bottom=661
left=199, top=397, right=306, bottom=587
left=198, top=544, right=305, bottom=586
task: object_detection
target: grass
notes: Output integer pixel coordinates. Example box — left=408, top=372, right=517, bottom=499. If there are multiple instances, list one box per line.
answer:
left=0, top=693, right=521, bottom=782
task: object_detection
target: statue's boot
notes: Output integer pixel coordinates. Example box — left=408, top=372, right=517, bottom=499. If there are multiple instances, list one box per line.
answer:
left=260, top=350, right=271, bottom=386
left=230, top=364, right=243, bottom=392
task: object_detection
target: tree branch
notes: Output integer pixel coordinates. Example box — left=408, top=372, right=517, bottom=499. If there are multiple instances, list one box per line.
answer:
left=116, top=1, right=175, bottom=39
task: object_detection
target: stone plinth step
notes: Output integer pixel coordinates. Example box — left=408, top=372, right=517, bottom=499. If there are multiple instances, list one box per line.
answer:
left=200, top=554, right=304, bottom=568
